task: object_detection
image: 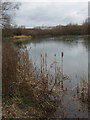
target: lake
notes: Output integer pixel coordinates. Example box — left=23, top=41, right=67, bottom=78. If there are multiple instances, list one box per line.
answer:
left=26, top=36, right=88, bottom=86
left=25, top=35, right=88, bottom=118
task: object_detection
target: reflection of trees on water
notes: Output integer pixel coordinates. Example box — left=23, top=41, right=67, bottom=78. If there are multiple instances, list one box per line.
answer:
left=23, top=36, right=89, bottom=118
left=26, top=36, right=89, bottom=50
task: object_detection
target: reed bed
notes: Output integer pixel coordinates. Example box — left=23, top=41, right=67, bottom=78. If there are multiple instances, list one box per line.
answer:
left=32, top=50, right=69, bottom=93
left=20, top=45, right=88, bottom=103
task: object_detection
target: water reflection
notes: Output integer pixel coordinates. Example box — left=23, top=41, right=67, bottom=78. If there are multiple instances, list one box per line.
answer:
left=26, top=36, right=88, bottom=87
left=25, top=35, right=88, bottom=118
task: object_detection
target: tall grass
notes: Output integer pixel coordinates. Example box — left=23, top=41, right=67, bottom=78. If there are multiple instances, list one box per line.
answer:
left=2, top=41, right=58, bottom=118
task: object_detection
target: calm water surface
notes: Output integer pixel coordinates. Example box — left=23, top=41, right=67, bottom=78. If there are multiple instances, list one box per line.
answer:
left=25, top=35, right=88, bottom=118
left=26, top=36, right=88, bottom=87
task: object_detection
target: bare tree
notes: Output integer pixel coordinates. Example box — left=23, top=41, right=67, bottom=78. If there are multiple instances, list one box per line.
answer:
left=0, top=1, right=21, bottom=28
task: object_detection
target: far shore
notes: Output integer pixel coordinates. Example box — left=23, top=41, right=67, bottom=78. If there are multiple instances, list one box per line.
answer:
left=3, top=34, right=90, bottom=44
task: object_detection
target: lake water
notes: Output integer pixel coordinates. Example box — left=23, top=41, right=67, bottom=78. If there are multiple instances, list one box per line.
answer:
left=26, top=36, right=88, bottom=87
left=25, top=35, right=88, bottom=118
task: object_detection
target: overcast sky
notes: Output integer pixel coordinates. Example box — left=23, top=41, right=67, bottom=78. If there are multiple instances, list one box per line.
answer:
left=14, top=1, right=88, bottom=28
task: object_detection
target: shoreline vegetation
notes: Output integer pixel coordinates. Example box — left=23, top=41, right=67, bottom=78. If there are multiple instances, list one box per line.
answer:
left=12, top=35, right=32, bottom=43
left=2, top=22, right=89, bottom=118
left=3, top=22, right=90, bottom=37
left=2, top=41, right=59, bottom=118
left=2, top=21, right=90, bottom=43
left=2, top=39, right=89, bottom=118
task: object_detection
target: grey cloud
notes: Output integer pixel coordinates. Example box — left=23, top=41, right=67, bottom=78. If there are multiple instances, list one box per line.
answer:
left=15, top=2, right=88, bottom=28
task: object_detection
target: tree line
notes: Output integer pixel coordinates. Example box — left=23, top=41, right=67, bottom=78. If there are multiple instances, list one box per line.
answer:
left=1, top=2, right=90, bottom=37
left=2, top=21, right=89, bottom=37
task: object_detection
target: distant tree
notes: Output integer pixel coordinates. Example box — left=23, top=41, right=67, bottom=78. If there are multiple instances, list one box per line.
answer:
left=0, top=1, right=21, bottom=28
left=14, top=28, right=22, bottom=36
left=82, top=19, right=88, bottom=35
left=20, top=25, right=25, bottom=29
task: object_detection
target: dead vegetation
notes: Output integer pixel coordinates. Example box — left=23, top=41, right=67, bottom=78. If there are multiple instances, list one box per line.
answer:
left=2, top=41, right=58, bottom=118
left=2, top=40, right=88, bottom=118
left=13, top=35, right=32, bottom=42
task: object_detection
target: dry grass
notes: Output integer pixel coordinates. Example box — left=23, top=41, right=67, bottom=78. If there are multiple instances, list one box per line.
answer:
left=2, top=41, right=58, bottom=118
left=2, top=42, right=19, bottom=98
left=13, top=35, right=32, bottom=42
